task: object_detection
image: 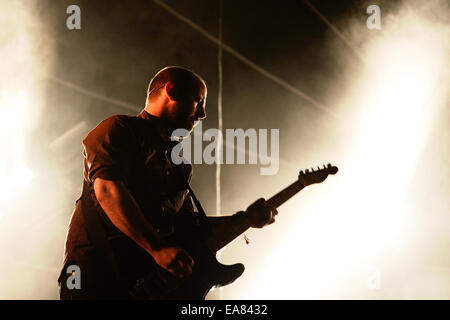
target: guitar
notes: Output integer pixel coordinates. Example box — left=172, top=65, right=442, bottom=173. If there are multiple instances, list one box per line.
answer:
left=129, top=163, right=338, bottom=299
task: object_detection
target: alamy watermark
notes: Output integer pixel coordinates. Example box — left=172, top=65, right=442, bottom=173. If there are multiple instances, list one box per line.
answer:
left=366, top=5, right=381, bottom=30
left=171, top=122, right=280, bottom=175
left=66, top=264, right=81, bottom=290
left=66, top=5, right=81, bottom=30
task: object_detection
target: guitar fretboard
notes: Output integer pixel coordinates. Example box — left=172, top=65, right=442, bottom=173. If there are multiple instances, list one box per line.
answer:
left=206, top=165, right=336, bottom=252
left=267, top=180, right=305, bottom=209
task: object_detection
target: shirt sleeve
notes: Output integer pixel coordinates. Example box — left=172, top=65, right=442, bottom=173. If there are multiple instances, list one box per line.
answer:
left=82, top=115, right=136, bottom=183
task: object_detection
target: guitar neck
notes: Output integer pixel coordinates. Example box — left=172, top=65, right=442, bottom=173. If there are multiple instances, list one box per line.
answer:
left=206, top=164, right=337, bottom=252
left=266, top=180, right=305, bottom=209
left=205, top=180, right=306, bottom=253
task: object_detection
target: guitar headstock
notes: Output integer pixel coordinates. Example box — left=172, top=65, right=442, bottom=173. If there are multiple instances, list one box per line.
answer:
left=298, top=163, right=338, bottom=187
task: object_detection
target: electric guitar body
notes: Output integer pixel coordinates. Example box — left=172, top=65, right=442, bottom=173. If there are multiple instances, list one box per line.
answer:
left=129, top=164, right=338, bottom=299
left=128, top=217, right=245, bottom=299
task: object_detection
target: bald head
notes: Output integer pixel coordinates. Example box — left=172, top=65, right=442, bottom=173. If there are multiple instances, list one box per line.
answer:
left=144, top=66, right=207, bottom=133
left=146, top=66, right=206, bottom=103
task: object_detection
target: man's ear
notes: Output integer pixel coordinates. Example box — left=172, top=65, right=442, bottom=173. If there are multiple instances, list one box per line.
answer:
left=165, top=81, right=180, bottom=101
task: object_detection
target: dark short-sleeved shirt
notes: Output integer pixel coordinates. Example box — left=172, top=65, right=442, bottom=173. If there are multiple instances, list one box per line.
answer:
left=62, top=110, right=193, bottom=268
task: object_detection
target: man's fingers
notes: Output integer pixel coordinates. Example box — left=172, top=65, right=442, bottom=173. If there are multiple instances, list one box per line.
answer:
left=269, top=211, right=276, bottom=224
left=169, top=260, right=188, bottom=278
left=246, top=198, right=278, bottom=228
left=255, top=198, right=266, bottom=207
left=178, top=250, right=195, bottom=269
left=267, top=207, right=277, bottom=224
left=168, top=250, right=194, bottom=278
left=179, top=256, right=193, bottom=275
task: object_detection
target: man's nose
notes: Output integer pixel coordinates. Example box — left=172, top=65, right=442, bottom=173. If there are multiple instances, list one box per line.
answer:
left=196, top=105, right=206, bottom=119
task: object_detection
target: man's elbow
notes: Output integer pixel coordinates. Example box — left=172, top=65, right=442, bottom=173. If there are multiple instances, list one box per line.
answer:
left=93, top=178, right=122, bottom=203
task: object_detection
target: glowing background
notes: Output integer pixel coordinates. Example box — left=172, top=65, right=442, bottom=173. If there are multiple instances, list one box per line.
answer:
left=237, top=8, right=450, bottom=299
left=0, top=0, right=449, bottom=299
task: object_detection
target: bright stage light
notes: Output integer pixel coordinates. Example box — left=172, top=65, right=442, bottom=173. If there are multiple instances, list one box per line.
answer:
left=0, top=1, right=55, bottom=299
left=241, top=8, right=449, bottom=299
left=0, top=91, right=35, bottom=202
left=0, top=2, right=40, bottom=204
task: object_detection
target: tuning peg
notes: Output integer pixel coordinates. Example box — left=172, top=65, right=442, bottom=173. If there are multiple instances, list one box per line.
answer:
left=305, top=169, right=310, bottom=173
left=299, top=170, right=304, bottom=175
left=323, top=164, right=326, bottom=169
left=317, top=166, right=320, bottom=170
left=311, top=168, right=314, bottom=172
left=327, top=163, right=331, bottom=168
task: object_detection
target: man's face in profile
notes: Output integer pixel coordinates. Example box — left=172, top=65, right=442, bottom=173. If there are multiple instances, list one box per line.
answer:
left=169, top=81, right=207, bottom=133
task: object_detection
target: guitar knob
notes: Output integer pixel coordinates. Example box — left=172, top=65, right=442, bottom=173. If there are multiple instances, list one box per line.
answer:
left=323, top=164, right=326, bottom=169
left=327, top=163, right=331, bottom=168
left=317, top=166, right=320, bottom=170
left=299, top=170, right=304, bottom=175
left=305, top=169, right=310, bottom=173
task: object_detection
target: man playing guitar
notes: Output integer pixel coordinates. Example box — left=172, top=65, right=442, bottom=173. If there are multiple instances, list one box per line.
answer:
left=58, top=66, right=277, bottom=299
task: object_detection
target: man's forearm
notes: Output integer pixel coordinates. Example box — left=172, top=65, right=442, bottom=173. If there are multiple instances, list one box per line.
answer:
left=204, top=198, right=276, bottom=252
left=205, top=213, right=251, bottom=252
left=93, top=178, right=166, bottom=255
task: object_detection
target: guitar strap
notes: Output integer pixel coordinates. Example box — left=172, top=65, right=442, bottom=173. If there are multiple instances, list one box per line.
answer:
left=186, top=184, right=209, bottom=223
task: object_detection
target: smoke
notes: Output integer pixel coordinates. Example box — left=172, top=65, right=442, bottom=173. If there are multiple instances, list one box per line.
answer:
left=222, top=0, right=450, bottom=299
left=0, top=0, right=449, bottom=299
left=0, top=0, right=59, bottom=299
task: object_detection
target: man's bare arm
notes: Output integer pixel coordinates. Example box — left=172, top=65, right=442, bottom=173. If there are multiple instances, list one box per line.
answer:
left=93, top=178, right=193, bottom=277
left=205, top=215, right=251, bottom=252
left=205, top=198, right=277, bottom=252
